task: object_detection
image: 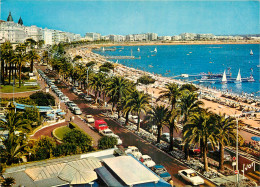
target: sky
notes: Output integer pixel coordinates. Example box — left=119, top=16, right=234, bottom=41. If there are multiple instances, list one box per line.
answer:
left=0, top=0, right=259, bottom=36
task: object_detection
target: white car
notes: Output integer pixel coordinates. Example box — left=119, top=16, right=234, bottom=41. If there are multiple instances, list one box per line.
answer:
left=74, top=107, right=82, bottom=115
left=178, top=169, right=204, bottom=186
left=140, top=155, right=156, bottom=168
left=112, top=134, right=122, bottom=145
left=129, top=115, right=143, bottom=124
left=125, top=146, right=142, bottom=159
left=86, top=115, right=95, bottom=123
left=100, top=129, right=114, bottom=136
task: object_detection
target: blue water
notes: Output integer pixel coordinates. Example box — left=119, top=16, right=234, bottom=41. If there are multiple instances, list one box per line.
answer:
left=95, top=44, right=260, bottom=96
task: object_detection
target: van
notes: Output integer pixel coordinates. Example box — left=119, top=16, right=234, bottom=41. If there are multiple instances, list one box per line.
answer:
left=95, top=120, right=108, bottom=132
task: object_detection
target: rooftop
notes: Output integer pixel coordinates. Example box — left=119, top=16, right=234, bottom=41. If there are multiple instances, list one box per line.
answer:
left=103, top=155, right=159, bottom=185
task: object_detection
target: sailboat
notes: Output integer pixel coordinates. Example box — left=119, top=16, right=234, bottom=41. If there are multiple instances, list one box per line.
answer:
left=250, top=49, right=253, bottom=55
left=154, top=48, right=157, bottom=53
left=102, top=47, right=105, bottom=52
left=235, top=69, right=242, bottom=83
left=115, top=60, right=118, bottom=64
left=221, top=70, right=227, bottom=83
left=137, top=47, right=140, bottom=52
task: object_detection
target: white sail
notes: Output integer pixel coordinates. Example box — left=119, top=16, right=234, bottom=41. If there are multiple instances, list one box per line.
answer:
left=137, top=47, right=140, bottom=52
left=102, top=47, right=105, bottom=52
left=116, top=60, right=118, bottom=64
left=222, top=70, right=227, bottom=83
left=236, top=69, right=242, bottom=82
left=250, top=49, right=253, bottom=55
left=154, top=48, right=157, bottom=52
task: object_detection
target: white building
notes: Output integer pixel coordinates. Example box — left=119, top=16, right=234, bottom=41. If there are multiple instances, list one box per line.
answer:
left=179, top=33, right=197, bottom=40
left=42, top=28, right=53, bottom=45
left=0, top=12, right=27, bottom=43
left=108, top=35, right=125, bottom=42
left=24, top=25, right=42, bottom=42
left=161, top=36, right=171, bottom=41
left=172, top=35, right=181, bottom=41
left=126, top=34, right=134, bottom=41
left=85, top=32, right=101, bottom=41
left=147, top=33, right=158, bottom=41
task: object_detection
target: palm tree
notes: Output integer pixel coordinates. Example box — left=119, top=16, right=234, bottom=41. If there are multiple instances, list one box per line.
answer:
left=126, top=90, right=151, bottom=132
left=183, top=109, right=216, bottom=171
left=157, top=83, right=183, bottom=111
left=107, top=76, right=130, bottom=115
left=179, top=90, right=204, bottom=126
left=0, top=110, right=30, bottom=165
left=13, top=44, right=28, bottom=87
left=1, top=41, right=14, bottom=85
left=27, top=49, right=40, bottom=73
left=214, top=113, right=242, bottom=170
left=146, top=105, right=168, bottom=143
left=0, top=110, right=31, bottom=135
left=166, top=109, right=180, bottom=151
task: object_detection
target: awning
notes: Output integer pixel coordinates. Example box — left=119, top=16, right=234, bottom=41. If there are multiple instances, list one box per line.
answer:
left=251, top=136, right=260, bottom=141
left=47, top=114, right=55, bottom=117
left=55, top=109, right=62, bottom=113
left=95, top=167, right=124, bottom=187
left=57, top=112, right=66, bottom=115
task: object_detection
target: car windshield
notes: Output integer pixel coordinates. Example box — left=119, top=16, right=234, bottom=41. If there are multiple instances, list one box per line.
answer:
left=104, top=131, right=112, bottom=134
left=133, top=148, right=139, bottom=152
left=145, top=157, right=151, bottom=161
left=190, top=173, right=197, bottom=177
left=99, top=124, right=107, bottom=127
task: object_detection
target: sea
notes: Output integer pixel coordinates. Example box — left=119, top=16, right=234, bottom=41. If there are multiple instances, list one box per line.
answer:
left=94, top=44, right=260, bottom=97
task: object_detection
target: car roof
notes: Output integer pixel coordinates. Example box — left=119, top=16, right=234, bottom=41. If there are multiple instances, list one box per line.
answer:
left=163, top=133, right=170, bottom=136
left=160, top=172, right=171, bottom=178
left=181, top=169, right=195, bottom=174
left=128, top=146, right=137, bottom=149
left=153, top=165, right=165, bottom=169
left=86, top=115, right=93, bottom=117
left=103, top=129, right=112, bottom=132
left=142, top=155, right=151, bottom=159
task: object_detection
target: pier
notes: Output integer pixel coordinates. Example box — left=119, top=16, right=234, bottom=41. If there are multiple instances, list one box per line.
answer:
left=105, top=56, right=141, bottom=60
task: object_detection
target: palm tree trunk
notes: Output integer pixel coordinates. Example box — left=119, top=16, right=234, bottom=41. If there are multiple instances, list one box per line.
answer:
left=125, top=110, right=130, bottom=126
left=169, top=123, right=174, bottom=151
left=157, top=125, right=162, bottom=143
left=30, top=59, right=34, bottom=73
left=0, top=59, right=4, bottom=84
left=8, top=62, right=11, bottom=84
left=219, top=142, right=224, bottom=170
left=137, top=113, right=140, bottom=132
left=18, top=64, right=21, bottom=87
left=203, top=146, right=208, bottom=171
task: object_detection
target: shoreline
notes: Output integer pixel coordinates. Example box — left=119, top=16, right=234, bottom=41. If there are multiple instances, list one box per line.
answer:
left=92, top=40, right=260, bottom=47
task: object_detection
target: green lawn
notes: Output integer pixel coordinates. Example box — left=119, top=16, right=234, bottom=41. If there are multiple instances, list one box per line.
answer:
left=0, top=84, right=40, bottom=93
left=53, top=126, right=72, bottom=140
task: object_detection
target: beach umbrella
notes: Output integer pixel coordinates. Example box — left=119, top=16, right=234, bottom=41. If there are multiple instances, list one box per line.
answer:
left=251, top=136, right=260, bottom=141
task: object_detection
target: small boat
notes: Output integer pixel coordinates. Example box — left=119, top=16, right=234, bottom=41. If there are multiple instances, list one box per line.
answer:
left=137, top=47, right=140, bottom=52
left=221, top=70, right=227, bottom=83
left=102, top=47, right=105, bottom=52
left=235, top=69, right=242, bottom=83
left=115, top=60, right=118, bottom=64
left=151, top=48, right=157, bottom=53
left=151, top=54, right=156, bottom=56
left=250, top=49, right=253, bottom=55
left=257, top=65, right=260, bottom=68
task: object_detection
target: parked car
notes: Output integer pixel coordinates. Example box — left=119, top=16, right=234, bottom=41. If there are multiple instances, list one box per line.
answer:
left=100, top=129, right=114, bottom=136
left=159, top=172, right=172, bottom=182
left=150, top=165, right=171, bottom=182
left=140, top=155, right=156, bottom=167
left=125, top=146, right=142, bottom=159
left=129, top=115, right=143, bottom=124
left=112, top=134, right=122, bottom=145
left=84, top=95, right=93, bottom=102
left=161, top=133, right=174, bottom=143
left=73, top=107, right=82, bottom=115
left=178, top=169, right=204, bottom=186
left=86, top=115, right=95, bottom=123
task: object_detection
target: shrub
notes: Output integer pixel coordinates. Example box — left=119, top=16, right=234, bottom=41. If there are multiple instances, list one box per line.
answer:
left=32, top=136, right=56, bottom=160
left=63, top=129, right=93, bottom=153
left=30, top=91, right=55, bottom=106
left=98, top=136, right=117, bottom=150
left=137, top=75, right=155, bottom=85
